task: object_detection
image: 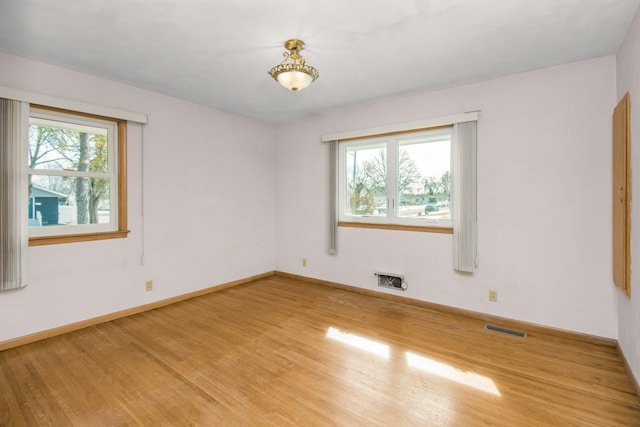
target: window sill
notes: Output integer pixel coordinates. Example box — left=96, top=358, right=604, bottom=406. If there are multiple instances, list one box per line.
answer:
left=338, top=221, right=453, bottom=234
left=29, top=230, right=130, bottom=246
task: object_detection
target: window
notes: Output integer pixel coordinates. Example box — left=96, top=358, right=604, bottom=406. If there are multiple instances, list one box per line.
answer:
left=338, top=126, right=453, bottom=231
left=27, top=106, right=128, bottom=245
left=326, top=113, right=477, bottom=269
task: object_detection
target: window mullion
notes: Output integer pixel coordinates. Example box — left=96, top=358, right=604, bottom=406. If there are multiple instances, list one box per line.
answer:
left=386, top=140, right=398, bottom=220
left=28, top=169, right=111, bottom=179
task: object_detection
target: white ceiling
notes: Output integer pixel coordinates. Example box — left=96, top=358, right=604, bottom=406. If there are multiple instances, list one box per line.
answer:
left=0, top=0, right=638, bottom=123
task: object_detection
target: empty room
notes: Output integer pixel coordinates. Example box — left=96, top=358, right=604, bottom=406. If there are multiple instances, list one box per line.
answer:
left=1, top=0, right=640, bottom=425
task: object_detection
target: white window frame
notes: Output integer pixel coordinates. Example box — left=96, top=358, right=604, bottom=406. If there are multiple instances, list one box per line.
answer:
left=338, top=127, right=453, bottom=229
left=27, top=107, right=121, bottom=240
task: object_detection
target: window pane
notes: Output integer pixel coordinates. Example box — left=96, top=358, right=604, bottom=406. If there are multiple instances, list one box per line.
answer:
left=28, top=175, right=111, bottom=227
left=28, top=117, right=109, bottom=173
left=398, top=136, right=451, bottom=220
left=345, top=144, right=387, bottom=216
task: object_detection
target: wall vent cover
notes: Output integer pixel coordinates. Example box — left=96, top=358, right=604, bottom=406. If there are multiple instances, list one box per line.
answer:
left=484, top=324, right=527, bottom=338
left=375, top=272, right=407, bottom=291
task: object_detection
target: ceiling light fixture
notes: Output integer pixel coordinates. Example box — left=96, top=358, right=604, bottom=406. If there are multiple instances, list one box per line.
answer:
left=268, top=39, right=319, bottom=92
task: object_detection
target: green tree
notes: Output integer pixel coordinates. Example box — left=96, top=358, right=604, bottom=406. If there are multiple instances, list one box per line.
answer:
left=28, top=122, right=108, bottom=224
left=423, top=176, right=439, bottom=196
left=88, top=137, right=108, bottom=223
left=438, top=170, right=450, bottom=199
left=28, top=125, right=76, bottom=195
left=75, top=132, right=89, bottom=224
left=423, top=171, right=451, bottom=199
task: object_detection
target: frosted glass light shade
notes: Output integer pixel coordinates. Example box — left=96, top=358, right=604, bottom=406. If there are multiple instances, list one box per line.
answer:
left=277, top=70, right=314, bottom=91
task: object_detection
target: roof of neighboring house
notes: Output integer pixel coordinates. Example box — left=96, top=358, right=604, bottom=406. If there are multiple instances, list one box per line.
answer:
left=30, top=185, right=68, bottom=200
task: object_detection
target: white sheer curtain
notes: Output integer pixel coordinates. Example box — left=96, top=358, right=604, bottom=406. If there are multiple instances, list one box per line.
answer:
left=0, top=98, right=28, bottom=291
left=451, top=120, right=478, bottom=273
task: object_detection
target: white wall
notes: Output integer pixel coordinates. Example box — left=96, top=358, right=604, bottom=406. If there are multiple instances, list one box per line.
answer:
left=0, top=49, right=622, bottom=345
left=275, top=56, right=618, bottom=338
left=616, top=7, right=640, bottom=386
left=0, top=52, right=276, bottom=342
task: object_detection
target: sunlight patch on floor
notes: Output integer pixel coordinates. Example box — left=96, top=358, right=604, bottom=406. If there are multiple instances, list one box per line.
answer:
left=406, top=352, right=501, bottom=396
left=326, top=327, right=390, bottom=358
left=325, top=327, right=499, bottom=396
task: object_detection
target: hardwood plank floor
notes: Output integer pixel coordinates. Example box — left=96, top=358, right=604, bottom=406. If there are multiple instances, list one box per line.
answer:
left=1, top=276, right=639, bottom=426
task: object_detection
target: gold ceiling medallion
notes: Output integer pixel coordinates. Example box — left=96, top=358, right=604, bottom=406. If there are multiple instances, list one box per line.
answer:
left=268, top=39, right=319, bottom=92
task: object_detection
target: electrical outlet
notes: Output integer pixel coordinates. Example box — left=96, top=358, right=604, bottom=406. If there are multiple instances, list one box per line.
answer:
left=488, top=289, right=497, bottom=302
left=302, top=258, right=307, bottom=267
left=145, top=280, right=153, bottom=292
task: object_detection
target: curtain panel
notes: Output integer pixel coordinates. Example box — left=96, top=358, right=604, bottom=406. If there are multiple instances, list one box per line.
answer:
left=452, top=120, right=478, bottom=273
left=327, top=139, right=338, bottom=255
left=0, top=98, right=28, bottom=291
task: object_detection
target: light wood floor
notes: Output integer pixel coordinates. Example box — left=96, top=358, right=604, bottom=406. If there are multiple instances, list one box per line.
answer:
left=1, top=276, right=639, bottom=426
